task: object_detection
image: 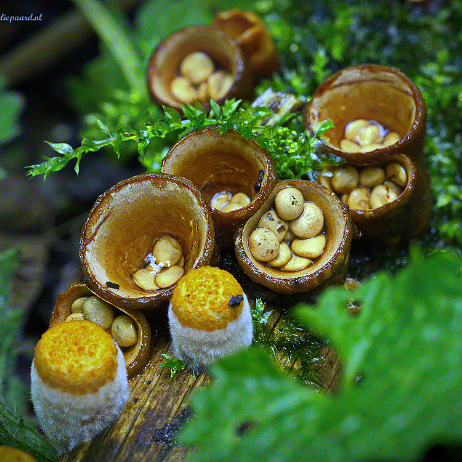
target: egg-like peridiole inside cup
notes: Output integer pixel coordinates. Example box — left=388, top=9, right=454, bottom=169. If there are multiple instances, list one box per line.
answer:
left=336, top=154, right=431, bottom=242
left=162, top=129, right=278, bottom=248
left=80, top=173, right=216, bottom=310
left=235, top=180, right=355, bottom=294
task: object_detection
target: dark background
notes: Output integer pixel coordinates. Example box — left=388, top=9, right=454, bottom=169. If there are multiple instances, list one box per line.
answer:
left=0, top=0, right=145, bottom=393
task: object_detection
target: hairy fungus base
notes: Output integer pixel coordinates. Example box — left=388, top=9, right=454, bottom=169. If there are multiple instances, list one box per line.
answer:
left=168, top=266, right=253, bottom=370
left=168, top=295, right=253, bottom=371
left=31, top=322, right=129, bottom=452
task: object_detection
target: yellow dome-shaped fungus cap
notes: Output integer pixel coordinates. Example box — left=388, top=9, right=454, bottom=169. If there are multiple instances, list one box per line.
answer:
left=0, top=446, right=36, bottom=462
left=34, top=321, right=118, bottom=395
left=170, top=266, right=245, bottom=331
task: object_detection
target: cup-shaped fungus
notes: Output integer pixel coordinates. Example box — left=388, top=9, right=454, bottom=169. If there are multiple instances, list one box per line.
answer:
left=49, top=282, right=151, bottom=379
left=147, top=26, right=252, bottom=111
left=162, top=129, right=278, bottom=248
left=305, top=64, right=431, bottom=241
left=31, top=321, right=129, bottom=452
left=235, top=180, right=355, bottom=294
left=304, top=64, right=427, bottom=165
left=213, top=9, right=279, bottom=79
left=80, top=173, right=216, bottom=310
left=168, top=266, right=253, bottom=372
left=317, top=154, right=431, bottom=242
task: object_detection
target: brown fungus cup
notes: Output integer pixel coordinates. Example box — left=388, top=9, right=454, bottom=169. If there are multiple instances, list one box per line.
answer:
left=162, top=128, right=278, bottom=249
left=80, top=173, right=216, bottom=310
left=49, top=282, right=151, bottom=379
left=318, top=154, right=431, bottom=242
left=305, top=64, right=431, bottom=241
left=147, top=25, right=252, bottom=111
left=234, top=180, right=355, bottom=294
left=304, top=64, right=427, bottom=165
left=213, top=9, right=280, bottom=79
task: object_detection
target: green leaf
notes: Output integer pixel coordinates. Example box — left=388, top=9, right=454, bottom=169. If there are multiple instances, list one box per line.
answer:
left=314, top=119, right=334, bottom=137
left=0, top=249, right=58, bottom=461
left=179, top=248, right=462, bottom=462
left=44, top=142, right=73, bottom=155
left=182, top=103, right=204, bottom=124
left=209, top=99, right=222, bottom=119
left=180, top=347, right=322, bottom=462
left=163, top=106, right=182, bottom=124
left=0, top=401, right=58, bottom=462
left=0, top=76, right=24, bottom=145
left=95, top=118, right=112, bottom=136
left=72, top=0, right=145, bottom=93
left=160, top=354, right=187, bottom=378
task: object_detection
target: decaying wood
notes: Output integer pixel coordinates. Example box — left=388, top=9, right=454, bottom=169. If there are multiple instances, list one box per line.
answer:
left=58, top=299, right=341, bottom=462
left=316, top=344, right=342, bottom=392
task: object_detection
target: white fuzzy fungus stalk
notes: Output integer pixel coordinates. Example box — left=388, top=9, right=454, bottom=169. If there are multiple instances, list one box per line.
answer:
left=167, top=266, right=253, bottom=372
left=30, top=321, right=129, bottom=453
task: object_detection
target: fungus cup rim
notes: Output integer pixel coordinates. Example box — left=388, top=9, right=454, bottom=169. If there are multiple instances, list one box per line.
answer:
left=234, top=180, right=355, bottom=294
left=304, top=63, right=427, bottom=165
left=49, top=282, right=151, bottom=379
left=162, top=128, right=278, bottom=248
left=146, top=25, right=252, bottom=111
left=79, top=172, right=216, bottom=310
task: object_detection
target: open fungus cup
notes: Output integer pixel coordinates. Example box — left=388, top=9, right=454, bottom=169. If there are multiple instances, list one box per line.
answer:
left=234, top=180, right=355, bottom=294
left=305, top=64, right=431, bottom=241
left=49, top=282, right=151, bottom=379
left=304, top=64, right=427, bottom=166
left=147, top=25, right=252, bottom=111
left=162, top=129, right=278, bottom=248
left=213, top=9, right=280, bottom=79
left=80, top=173, right=216, bottom=310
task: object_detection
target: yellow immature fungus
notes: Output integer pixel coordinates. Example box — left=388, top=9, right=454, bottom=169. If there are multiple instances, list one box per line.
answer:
left=0, top=446, right=36, bottom=462
left=31, top=321, right=129, bottom=452
left=168, top=266, right=253, bottom=371
left=33, top=321, right=117, bottom=394
left=170, top=266, right=245, bottom=331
